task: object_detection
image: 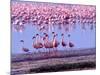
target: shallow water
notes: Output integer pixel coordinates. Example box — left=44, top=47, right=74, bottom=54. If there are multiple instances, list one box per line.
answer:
left=11, top=23, right=95, bottom=54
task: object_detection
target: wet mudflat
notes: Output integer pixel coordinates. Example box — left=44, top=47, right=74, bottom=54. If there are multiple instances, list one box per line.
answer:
left=11, top=48, right=96, bottom=75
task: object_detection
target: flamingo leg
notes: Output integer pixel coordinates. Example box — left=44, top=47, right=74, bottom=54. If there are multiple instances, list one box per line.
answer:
left=55, top=47, right=58, bottom=56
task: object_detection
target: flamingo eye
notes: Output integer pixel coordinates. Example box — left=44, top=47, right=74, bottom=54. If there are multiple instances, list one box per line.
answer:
left=68, top=34, right=71, bottom=37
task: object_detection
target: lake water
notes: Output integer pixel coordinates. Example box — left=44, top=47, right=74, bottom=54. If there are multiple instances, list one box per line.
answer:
left=11, top=23, right=96, bottom=54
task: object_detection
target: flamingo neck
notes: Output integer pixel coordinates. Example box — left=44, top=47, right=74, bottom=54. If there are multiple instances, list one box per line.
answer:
left=61, top=35, right=64, bottom=42
left=44, top=36, right=49, bottom=43
left=53, top=36, right=57, bottom=46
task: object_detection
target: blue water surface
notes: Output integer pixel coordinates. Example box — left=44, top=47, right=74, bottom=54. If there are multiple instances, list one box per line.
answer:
left=11, top=23, right=96, bottom=54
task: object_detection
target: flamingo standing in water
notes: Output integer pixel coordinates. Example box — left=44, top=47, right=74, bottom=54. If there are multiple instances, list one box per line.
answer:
left=52, top=33, right=60, bottom=56
left=32, top=34, right=43, bottom=53
left=52, top=32, right=60, bottom=51
left=43, top=33, right=53, bottom=53
left=68, top=34, right=74, bottom=48
left=61, top=33, right=67, bottom=50
left=20, top=40, right=29, bottom=52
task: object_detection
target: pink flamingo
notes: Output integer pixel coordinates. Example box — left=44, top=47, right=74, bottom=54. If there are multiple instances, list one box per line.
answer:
left=61, top=33, right=67, bottom=50
left=52, top=32, right=60, bottom=51
left=32, top=34, right=43, bottom=53
left=52, top=33, right=60, bottom=56
left=43, top=33, right=53, bottom=53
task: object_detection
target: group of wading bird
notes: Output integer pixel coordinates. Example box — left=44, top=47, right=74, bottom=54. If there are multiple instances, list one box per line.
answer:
left=20, top=32, right=74, bottom=53
left=11, top=2, right=96, bottom=32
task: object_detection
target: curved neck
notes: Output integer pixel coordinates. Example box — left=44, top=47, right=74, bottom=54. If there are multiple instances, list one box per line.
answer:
left=61, top=35, right=64, bottom=41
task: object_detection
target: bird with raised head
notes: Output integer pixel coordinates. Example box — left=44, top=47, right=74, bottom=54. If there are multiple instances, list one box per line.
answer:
left=67, top=34, right=75, bottom=48
left=43, top=33, right=53, bottom=53
left=32, top=34, right=43, bottom=53
left=61, top=33, right=67, bottom=49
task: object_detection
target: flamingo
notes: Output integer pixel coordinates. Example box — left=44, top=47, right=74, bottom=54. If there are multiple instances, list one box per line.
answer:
left=61, top=33, right=67, bottom=50
left=43, top=34, right=53, bottom=53
left=32, top=34, right=43, bottom=53
left=52, top=32, right=60, bottom=50
left=52, top=33, right=60, bottom=56
left=67, top=34, right=74, bottom=48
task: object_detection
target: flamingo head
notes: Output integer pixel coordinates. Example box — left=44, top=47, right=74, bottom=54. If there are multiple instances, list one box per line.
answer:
left=45, top=34, right=48, bottom=37
left=43, top=33, right=47, bottom=35
left=52, top=32, right=55, bottom=34
left=68, top=34, right=71, bottom=37
left=36, top=34, right=39, bottom=36
left=32, top=36, right=36, bottom=39
left=61, top=33, right=64, bottom=36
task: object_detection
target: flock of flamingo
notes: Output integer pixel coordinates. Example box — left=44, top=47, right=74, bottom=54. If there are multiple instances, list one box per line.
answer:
left=20, top=32, right=74, bottom=53
left=11, top=1, right=96, bottom=54
left=11, top=1, right=96, bottom=32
